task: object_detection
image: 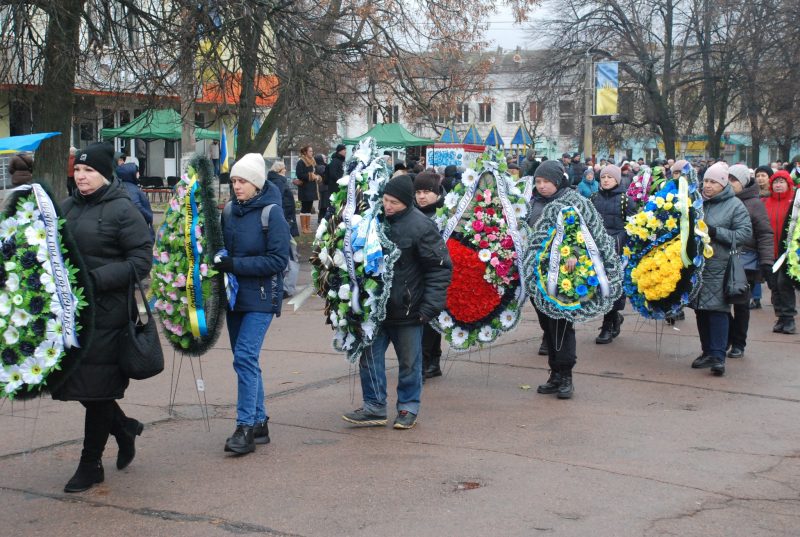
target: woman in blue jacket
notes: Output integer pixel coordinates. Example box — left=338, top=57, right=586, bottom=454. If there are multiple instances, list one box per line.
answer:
left=215, top=153, right=290, bottom=455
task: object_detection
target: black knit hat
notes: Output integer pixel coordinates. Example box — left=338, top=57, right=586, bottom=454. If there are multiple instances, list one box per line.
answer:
left=413, top=171, right=441, bottom=194
left=383, top=174, right=414, bottom=207
left=335, top=144, right=346, bottom=153
left=75, top=142, right=115, bottom=180
left=754, top=165, right=773, bottom=178
left=444, top=165, right=458, bottom=177
left=534, top=159, right=567, bottom=188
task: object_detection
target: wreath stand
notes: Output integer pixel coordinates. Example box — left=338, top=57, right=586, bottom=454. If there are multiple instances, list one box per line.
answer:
left=167, top=348, right=211, bottom=432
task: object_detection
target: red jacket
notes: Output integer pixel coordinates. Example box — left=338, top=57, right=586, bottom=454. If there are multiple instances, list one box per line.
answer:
left=763, top=170, right=795, bottom=258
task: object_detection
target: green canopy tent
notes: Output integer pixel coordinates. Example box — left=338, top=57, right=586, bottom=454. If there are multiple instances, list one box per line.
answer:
left=195, top=128, right=220, bottom=140
left=101, top=109, right=183, bottom=140
left=341, top=123, right=435, bottom=149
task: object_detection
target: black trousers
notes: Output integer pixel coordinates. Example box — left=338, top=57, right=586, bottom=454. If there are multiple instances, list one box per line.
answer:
left=80, top=401, right=127, bottom=463
left=300, top=200, right=315, bottom=214
left=768, top=270, right=797, bottom=320
left=535, top=307, right=576, bottom=373
left=318, top=187, right=330, bottom=223
left=729, top=276, right=756, bottom=349
left=421, top=324, right=442, bottom=370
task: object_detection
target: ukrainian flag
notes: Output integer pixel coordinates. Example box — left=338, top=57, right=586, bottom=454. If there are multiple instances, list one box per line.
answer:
left=595, top=62, right=619, bottom=116
left=220, top=123, right=229, bottom=173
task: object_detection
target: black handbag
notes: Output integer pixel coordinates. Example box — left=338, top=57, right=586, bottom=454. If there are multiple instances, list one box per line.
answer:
left=119, top=263, right=164, bottom=380
left=724, top=236, right=751, bottom=304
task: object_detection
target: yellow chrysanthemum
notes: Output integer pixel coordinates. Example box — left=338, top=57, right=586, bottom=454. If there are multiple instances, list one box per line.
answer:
left=576, top=232, right=584, bottom=244
left=560, top=245, right=571, bottom=257
left=560, top=279, right=572, bottom=291
left=623, top=246, right=632, bottom=257
left=665, top=217, right=677, bottom=230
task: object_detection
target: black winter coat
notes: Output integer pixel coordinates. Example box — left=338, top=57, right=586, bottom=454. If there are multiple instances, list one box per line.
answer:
left=295, top=158, right=318, bottom=202
left=736, top=181, right=774, bottom=272
left=383, top=206, right=452, bottom=325
left=267, top=170, right=299, bottom=237
left=591, top=184, right=636, bottom=253
left=53, top=180, right=153, bottom=401
left=325, top=152, right=346, bottom=196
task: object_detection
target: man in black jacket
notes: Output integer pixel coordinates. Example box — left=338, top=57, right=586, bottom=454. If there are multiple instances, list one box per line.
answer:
left=325, top=144, right=347, bottom=199
left=343, top=175, right=452, bottom=430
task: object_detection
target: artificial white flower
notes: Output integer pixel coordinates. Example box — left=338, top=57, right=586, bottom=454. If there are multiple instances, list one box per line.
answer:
left=337, top=175, right=350, bottom=186
left=37, top=246, right=49, bottom=263
left=50, top=298, right=63, bottom=316
left=338, top=318, right=348, bottom=327
left=3, top=325, right=19, bottom=345
left=315, top=220, right=328, bottom=240
left=353, top=250, right=364, bottom=263
left=461, top=169, right=478, bottom=187
left=11, top=309, right=31, bottom=327
left=451, top=327, right=469, bottom=347
left=478, top=325, right=496, bottom=342
left=363, top=288, right=378, bottom=311
left=46, top=319, right=63, bottom=340
left=444, top=191, right=460, bottom=209
left=499, top=309, right=516, bottom=329
left=12, top=294, right=23, bottom=306
left=0, top=318, right=6, bottom=330
left=1, top=366, right=24, bottom=395
left=512, top=203, right=528, bottom=219
left=14, top=205, right=35, bottom=225
left=434, top=215, right=447, bottom=231
left=5, top=273, right=19, bottom=293
left=0, top=293, right=10, bottom=316
left=5, top=261, right=17, bottom=272
left=318, top=248, right=331, bottom=268
left=333, top=250, right=346, bottom=269
left=478, top=249, right=492, bottom=263
left=338, top=221, right=347, bottom=230
left=361, top=320, right=377, bottom=340
left=40, top=272, right=56, bottom=293
left=350, top=214, right=363, bottom=228
left=24, top=220, right=47, bottom=246
left=342, top=332, right=356, bottom=350
left=437, top=311, right=454, bottom=328
left=329, top=311, right=339, bottom=326
left=0, top=218, right=19, bottom=240
left=20, top=356, right=47, bottom=385
left=508, top=183, right=523, bottom=197
left=333, top=330, right=346, bottom=349
left=36, top=339, right=63, bottom=368
left=327, top=289, right=337, bottom=299
left=337, top=284, right=351, bottom=301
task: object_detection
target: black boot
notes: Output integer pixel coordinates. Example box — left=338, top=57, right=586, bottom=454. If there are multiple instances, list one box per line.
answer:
left=781, top=318, right=796, bottom=334
left=611, top=312, right=624, bottom=338
left=224, top=425, right=255, bottom=455
left=749, top=299, right=761, bottom=309
left=536, top=371, right=562, bottom=394
left=424, top=363, right=442, bottom=379
left=557, top=374, right=574, bottom=399
left=114, top=418, right=143, bottom=470
left=773, top=318, right=785, bottom=333
left=538, top=338, right=549, bottom=356
left=254, top=420, right=270, bottom=445
left=64, top=460, right=104, bottom=493
left=595, top=315, right=614, bottom=344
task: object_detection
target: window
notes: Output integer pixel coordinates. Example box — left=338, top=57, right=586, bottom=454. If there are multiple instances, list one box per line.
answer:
left=119, top=110, right=131, bottom=126
left=165, top=141, right=176, bottom=159
left=456, top=103, right=469, bottom=124
left=559, top=118, right=575, bottom=136
left=529, top=101, right=543, bottom=122
left=195, top=112, right=206, bottom=128
left=101, top=108, right=115, bottom=130
left=559, top=100, right=575, bottom=116
left=432, top=106, right=447, bottom=124
left=368, top=105, right=379, bottom=125
left=385, top=105, right=399, bottom=124
left=479, top=103, right=492, bottom=123
left=506, top=102, right=521, bottom=123
left=644, top=148, right=659, bottom=162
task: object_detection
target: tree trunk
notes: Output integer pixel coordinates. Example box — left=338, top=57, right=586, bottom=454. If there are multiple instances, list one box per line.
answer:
left=178, top=7, right=196, bottom=164
left=234, top=9, right=265, bottom=157
left=32, top=0, right=85, bottom=199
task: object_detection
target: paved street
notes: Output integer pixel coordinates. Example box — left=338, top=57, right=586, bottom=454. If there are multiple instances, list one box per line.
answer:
left=1, top=247, right=798, bottom=537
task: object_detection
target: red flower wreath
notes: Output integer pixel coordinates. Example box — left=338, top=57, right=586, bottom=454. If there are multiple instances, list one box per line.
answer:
left=445, top=238, right=502, bottom=322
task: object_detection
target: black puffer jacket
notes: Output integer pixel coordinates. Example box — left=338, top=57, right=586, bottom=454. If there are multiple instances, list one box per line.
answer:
left=415, top=196, right=444, bottom=218
left=591, top=183, right=636, bottom=253
left=53, top=179, right=153, bottom=401
left=383, top=206, right=452, bottom=325
left=326, top=152, right=346, bottom=196
left=736, top=181, right=774, bottom=269
left=267, top=170, right=299, bottom=237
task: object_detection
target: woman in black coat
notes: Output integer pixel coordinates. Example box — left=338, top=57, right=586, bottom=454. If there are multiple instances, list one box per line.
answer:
left=294, top=144, right=319, bottom=233
left=591, top=165, right=636, bottom=344
left=54, top=142, right=153, bottom=493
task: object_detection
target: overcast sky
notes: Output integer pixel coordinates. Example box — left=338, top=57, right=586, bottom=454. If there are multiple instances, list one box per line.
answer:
left=484, top=4, right=546, bottom=50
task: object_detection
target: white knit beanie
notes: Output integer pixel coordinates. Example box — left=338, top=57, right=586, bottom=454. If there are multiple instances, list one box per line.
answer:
left=230, top=153, right=266, bottom=190
left=727, top=164, right=751, bottom=187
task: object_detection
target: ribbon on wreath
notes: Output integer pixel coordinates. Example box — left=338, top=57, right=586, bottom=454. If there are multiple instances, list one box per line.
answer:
left=342, top=161, right=365, bottom=314
left=774, top=188, right=800, bottom=272
left=495, top=169, right=528, bottom=297
left=442, top=170, right=481, bottom=242
left=678, top=176, right=692, bottom=267
left=183, top=175, right=208, bottom=337
left=19, top=184, right=80, bottom=348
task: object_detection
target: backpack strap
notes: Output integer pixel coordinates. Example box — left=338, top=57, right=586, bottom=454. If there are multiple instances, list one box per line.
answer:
left=261, top=204, right=275, bottom=232
left=223, top=200, right=233, bottom=223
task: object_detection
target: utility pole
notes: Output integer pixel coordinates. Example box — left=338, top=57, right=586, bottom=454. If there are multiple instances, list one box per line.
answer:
left=583, top=53, right=593, bottom=162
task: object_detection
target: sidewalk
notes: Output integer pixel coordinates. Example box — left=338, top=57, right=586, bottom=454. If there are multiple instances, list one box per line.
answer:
left=1, top=253, right=798, bottom=536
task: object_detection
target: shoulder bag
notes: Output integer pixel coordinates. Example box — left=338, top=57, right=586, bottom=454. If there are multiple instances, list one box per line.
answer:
left=724, top=236, right=751, bottom=304
left=119, top=262, right=164, bottom=379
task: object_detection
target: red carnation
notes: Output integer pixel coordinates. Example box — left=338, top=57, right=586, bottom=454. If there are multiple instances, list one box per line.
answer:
left=445, top=239, right=501, bottom=323
left=476, top=194, right=483, bottom=202
left=472, top=220, right=485, bottom=232
left=479, top=240, right=489, bottom=248
left=486, top=208, right=495, bottom=216
left=500, top=236, right=514, bottom=249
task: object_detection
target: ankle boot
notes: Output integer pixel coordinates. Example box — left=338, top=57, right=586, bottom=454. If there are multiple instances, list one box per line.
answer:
left=611, top=312, right=624, bottom=338
left=64, top=460, right=104, bottom=493
left=115, top=418, right=144, bottom=470
left=254, top=420, right=270, bottom=445
left=537, top=371, right=562, bottom=394
left=781, top=318, right=796, bottom=334
left=595, top=315, right=614, bottom=344
left=557, top=374, right=574, bottom=399
left=224, top=425, right=255, bottom=455
left=537, top=338, right=549, bottom=356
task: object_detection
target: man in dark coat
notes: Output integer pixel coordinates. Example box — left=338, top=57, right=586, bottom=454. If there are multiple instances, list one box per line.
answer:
left=267, top=160, right=299, bottom=237
left=726, top=164, right=774, bottom=357
left=343, top=175, right=452, bottom=430
left=520, top=148, right=539, bottom=178
left=55, top=142, right=153, bottom=492
left=116, top=162, right=154, bottom=240
left=325, top=144, right=346, bottom=198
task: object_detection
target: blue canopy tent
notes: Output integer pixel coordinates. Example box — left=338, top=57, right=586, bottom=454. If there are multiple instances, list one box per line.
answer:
left=484, top=125, right=504, bottom=148
left=0, top=132, right=61, bottom=154
left=438, top=126, right=460, bottom=143
left=462, top=124, right=483, bottom=145
left=510, top=125, right=533, bottom=147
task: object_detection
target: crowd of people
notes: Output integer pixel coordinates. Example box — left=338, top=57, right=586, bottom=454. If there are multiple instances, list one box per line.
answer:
left=5, top=141, right=798, bottom=495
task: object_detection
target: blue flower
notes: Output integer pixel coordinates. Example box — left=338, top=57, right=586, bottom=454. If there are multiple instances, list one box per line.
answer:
left=645, top=202, right=656, bottom=212
left=575, top=284, right=588, bottom=297
left=566, top=215, right=576, bottom=224
left=587, top=275, right=599, bottom=286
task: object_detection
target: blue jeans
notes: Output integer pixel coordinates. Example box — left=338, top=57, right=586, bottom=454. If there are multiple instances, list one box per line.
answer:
left=695, top=310, right=728, bottom=362
left=227, top=311, right=273, bottom=426
left=359, top=325, right=423, bottom=416
left=752, top=282, right=762, bottom=300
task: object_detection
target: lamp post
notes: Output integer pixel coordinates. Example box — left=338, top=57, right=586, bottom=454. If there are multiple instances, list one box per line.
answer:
left=583, top=52, right=593, bottom=162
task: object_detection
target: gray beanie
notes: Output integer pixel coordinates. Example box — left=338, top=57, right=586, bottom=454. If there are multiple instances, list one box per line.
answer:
left=728, top=164, right=751, bottom=187
left=230, top=153, right=266, bottom=190
left=534, top=159, right=567, bottom=187
left=599, top=165, right=621, bottom=185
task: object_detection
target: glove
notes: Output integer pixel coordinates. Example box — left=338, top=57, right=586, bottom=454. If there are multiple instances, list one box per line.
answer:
left=214, top=256, right=234, bottom=273
left=760, top=264, right=773, bottom=280
left=707, top=225, right=717, bottom=238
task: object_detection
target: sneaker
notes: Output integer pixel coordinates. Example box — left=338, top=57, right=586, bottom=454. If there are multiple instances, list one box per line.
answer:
left=691, top=355, right=716, bottom=369
left=710, top=361, right=725, bottom=376
left=342, top=408, right=387, bottom=427
left=727, top=347, right=744, bottom=359
left=254, top=420, right=270, bottom=445
left=393, top=410, right=417, bottom=430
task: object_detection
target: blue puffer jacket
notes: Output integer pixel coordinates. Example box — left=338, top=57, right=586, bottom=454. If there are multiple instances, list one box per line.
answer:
left=221, top=182, right=290, bottom=314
